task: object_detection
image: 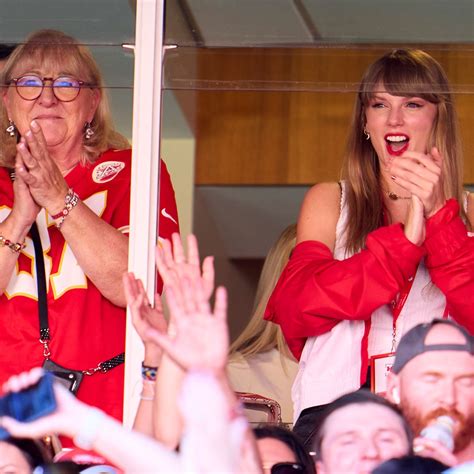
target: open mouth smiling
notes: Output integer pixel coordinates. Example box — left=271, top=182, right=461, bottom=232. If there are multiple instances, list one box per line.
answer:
left=385, top=134, right=409, bottom=156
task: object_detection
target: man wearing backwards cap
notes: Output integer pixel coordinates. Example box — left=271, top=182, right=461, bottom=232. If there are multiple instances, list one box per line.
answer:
left=386, top=319, right=474, bottom=467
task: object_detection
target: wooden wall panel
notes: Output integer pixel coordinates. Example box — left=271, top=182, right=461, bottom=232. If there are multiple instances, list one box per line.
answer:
left=167, top=47, right=474, bottom=184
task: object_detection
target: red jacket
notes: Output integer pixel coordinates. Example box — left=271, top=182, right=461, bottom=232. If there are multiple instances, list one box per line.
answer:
left=265, top=199, right=473, bottom=361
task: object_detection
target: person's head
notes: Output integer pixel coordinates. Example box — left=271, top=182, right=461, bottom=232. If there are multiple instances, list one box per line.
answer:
left=254, top=425, right=315, bottom=474
left=229, top=224, right=297, bottom=360
left=1, top=29, right=129, bottom=167
left=0, top=437, right=51, bottom=473
left=342, top=49, right=467, bottom=253
left=313, top=390, right=412, bottom=474
left=387, top=319, right=474, bottom=454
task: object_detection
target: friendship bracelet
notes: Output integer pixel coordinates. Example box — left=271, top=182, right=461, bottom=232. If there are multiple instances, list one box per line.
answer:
left=0, top=235, right=26, bottom=254
left=52, top=188, right=80, bottom=230
left=141, top=362, right=158, bottom=381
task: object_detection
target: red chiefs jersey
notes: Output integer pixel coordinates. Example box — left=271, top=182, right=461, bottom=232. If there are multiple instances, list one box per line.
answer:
left=0, top=148, right=179, bottom=426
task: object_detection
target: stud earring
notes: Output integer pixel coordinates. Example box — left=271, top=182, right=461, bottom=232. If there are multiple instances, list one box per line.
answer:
left=6, top=119, right=16, bottom=138
left=84, top=122, right=94, bottom=140
left=363, top=128, right=370, bottom=140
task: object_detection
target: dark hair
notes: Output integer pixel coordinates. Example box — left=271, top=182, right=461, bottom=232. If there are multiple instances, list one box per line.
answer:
left=1, top=437, right=51, bottom=467
left=254, top=424, right=315, bottom=474
left=372, top=455, right=449, bottom=474
left=312, top=390, right=413, bottom=459
left=0, top=44, right=16, bottom=60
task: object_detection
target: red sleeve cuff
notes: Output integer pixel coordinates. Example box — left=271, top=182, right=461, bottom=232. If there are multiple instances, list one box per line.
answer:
left=424, top=199, right=469, bottom=267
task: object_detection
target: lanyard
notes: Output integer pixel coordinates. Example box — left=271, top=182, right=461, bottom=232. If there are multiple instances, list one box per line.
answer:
left=390, top=266, right=417, bottom=352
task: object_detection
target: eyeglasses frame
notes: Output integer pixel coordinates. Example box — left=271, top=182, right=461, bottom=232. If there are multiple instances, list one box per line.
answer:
left=9, top=74, right=94, bottom=103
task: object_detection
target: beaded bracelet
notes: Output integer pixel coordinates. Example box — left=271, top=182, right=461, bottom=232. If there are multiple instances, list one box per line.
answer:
left=141, top=362, right=158, bottom=382
left=0, top=235, right=26, bottom=254
left=52, top=188, right=80, bottom=229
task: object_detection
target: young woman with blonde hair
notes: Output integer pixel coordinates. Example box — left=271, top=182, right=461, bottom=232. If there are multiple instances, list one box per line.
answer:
left=228, top=224, right=298, bottom=424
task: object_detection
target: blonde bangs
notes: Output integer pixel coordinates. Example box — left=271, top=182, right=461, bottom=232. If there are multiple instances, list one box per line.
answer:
left=10, top=47, right=99, bottom=88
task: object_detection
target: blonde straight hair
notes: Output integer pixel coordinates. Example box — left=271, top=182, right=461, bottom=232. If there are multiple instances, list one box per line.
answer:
left=341, top=49, right=468, bottom=254
left=229, top=224, right=297, bottom=362
left=0, top=29, right=129, bottom=167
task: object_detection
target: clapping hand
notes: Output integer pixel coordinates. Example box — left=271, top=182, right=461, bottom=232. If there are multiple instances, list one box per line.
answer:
left=390, top=147, right=445, bottom=218
left=15, top=121, right=69, bottom=215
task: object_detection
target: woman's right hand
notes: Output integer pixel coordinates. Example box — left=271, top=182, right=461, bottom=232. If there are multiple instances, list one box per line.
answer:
left=404, top=195, right=425, bottom=246
left=9, top=153, right=40, bottom=230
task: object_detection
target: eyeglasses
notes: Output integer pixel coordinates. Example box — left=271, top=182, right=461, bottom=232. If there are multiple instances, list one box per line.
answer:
left=9, top=74, right=92, bottom=102
left=271, top=462, right=305, bottom=474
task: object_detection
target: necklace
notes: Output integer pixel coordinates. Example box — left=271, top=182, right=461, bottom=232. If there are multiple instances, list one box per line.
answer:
left=387, top=191, right=411, bottom=201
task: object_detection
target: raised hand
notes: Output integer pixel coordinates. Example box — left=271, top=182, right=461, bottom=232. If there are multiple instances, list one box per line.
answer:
left=390, top=147, right=445, bottom=218
left=15, top=121, right=69, bottom=216
left=123, top=272, right=167, bottom=364
left=414, top=437, right=458, bottom=468
left=123, top=272, right=168, bottom=343
left=0, top=368, right=81, bottom=440
left=146, top=274, right=229, bottom=374
left=156, top=233, right=215, bottom=307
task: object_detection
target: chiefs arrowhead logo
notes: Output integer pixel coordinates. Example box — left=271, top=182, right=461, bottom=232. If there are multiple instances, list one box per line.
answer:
left=92, top=161, right=125, bottom=183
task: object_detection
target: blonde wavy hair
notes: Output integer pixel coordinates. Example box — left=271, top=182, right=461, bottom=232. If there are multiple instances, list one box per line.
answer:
left=0, top=29, right=129, bottom=167
left=229, top=224, right=297, bottom=362
left=342, top=49, right=469, bottom=254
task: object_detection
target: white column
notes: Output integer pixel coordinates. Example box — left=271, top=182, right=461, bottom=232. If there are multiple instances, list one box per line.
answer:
left=123, top=0, right=165, bottom=426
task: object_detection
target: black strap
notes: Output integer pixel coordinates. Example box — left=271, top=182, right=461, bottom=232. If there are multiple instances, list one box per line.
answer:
left=30, top=222, right=50, bottom=341
left=98, top=353, right=126, bottom=373
left=11, top=178, right=125, bottom=374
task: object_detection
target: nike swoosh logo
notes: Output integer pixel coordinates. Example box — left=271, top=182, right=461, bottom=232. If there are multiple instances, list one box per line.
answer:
left=161, top=208, right=178, bottom=225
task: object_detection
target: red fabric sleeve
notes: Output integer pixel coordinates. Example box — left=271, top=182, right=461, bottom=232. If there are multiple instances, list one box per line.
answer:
left=156, top=159, right=180, bottom=293
left=424, top=199, right=474, bottom=335
left=264, top=224, right=425, bottom=359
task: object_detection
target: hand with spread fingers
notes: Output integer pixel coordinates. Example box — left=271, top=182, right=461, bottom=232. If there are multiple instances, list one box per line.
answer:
left=149, top=281, right=229, bottom=373
left=389, top=147, right=445, bottom=218
left=156, top=233, right=215, bottom=305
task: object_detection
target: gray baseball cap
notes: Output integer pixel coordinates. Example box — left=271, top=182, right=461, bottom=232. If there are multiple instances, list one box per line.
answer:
left=392, top=319, right=474, bottom=374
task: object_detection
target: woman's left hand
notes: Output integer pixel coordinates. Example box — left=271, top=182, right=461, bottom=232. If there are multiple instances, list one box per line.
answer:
left=389, top=147, right=445, bottom=218
left=15, top=121, right=69, bottom=215
left=123, top=271, right=167, bottom=364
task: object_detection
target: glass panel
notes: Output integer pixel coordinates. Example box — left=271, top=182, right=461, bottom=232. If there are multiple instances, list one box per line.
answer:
left=161, top=1, right=474, bottom=405
left=165, top=0, right=474, bottom=46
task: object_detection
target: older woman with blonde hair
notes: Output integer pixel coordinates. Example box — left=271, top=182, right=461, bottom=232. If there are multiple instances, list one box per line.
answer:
left=0, top=29, right=179, bottom=435
left=228, top=224, right=298, bottom=423
left=265, top=49, right=473, bottom=448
